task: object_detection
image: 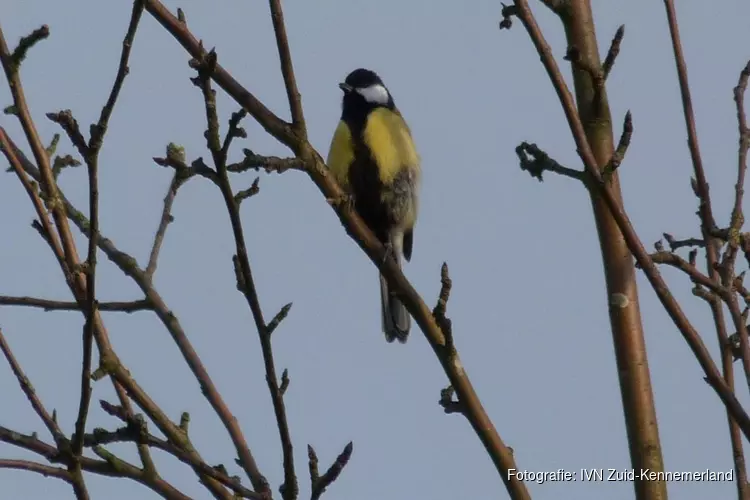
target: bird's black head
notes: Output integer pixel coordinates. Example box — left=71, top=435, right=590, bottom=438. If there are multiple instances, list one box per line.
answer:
left=339, top=68, right=395, bottom=122
left=343, top=68, right=384, bottom=89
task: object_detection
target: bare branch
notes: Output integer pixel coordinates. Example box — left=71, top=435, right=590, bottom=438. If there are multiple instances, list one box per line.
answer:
left=308, top=442, right=353, bottom=500
left=0, top=329, right=65, bottom=444
left=0, top=296, right=152, bottom=312
left=649, top=251, right=721, bottom=294
left=433, top=263, right=454, bottom=351
left=601, top=25, right=625, bottom=81
left=227, top=149, right=304, bottom=174
left=0, top=426, right=190, bottom=499
left=0, top=459, right=72, bottom=482
left=146, top=173, right=183, bottom=278
left=498, top=3, right=518, bottom=30
left=9, top=25, right=49, bottom=67
left=1, top=88, right=229, bottom=499
left=515, top=141, right=585, bottom=182
left=234, top=177, right=261, bottom=204
left=10, top=131, right=253, bottom=498
left=267, top=302, right=292, bottom=336
left=663, top=232, right=705, bottom=251
left=268, top=0, right=306, bottom=134
left=82, top=418, right=261, bottom=499
left=603, top=111, right=632, bottom=175
left=141, top=0, right=296, bottom=150
left=221, top=108, right=248, bottom=159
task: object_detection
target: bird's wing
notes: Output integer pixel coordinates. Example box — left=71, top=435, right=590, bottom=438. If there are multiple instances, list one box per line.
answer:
left=326, top=120, right=355, bottom=191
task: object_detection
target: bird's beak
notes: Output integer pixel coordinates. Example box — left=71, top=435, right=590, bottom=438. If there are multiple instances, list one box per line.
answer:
left=339, top=82, right=353, bottom=93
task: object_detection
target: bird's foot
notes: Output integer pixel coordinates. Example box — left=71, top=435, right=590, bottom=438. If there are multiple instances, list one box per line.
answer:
left=382, top=241, right=394, bottom=265
left=327, top=192, right=355, bottom=211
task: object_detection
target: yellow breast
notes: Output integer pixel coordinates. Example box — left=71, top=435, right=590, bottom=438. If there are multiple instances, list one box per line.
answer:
left=363, top=108, right=420, bottom=185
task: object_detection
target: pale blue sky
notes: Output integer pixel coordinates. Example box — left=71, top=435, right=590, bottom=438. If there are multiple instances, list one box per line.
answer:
left=2, top=1, right=750, bottom=499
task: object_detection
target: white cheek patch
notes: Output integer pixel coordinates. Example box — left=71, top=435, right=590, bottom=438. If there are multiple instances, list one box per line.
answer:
left=357, top=84, right=390, bottom=105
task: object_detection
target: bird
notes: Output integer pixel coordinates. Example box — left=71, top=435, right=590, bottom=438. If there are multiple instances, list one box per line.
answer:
left=326, top=68, right=421, bottom=343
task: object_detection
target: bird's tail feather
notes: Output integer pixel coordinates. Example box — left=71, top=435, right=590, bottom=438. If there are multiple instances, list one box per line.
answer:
left=380, top=271, right=410, bottom=344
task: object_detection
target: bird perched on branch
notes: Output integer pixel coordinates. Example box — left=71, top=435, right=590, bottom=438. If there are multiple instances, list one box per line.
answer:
left=326, top=68, right=421, bottom=343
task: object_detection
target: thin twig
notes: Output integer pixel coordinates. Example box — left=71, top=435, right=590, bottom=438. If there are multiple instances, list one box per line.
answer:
left=146, top=173, right=182, bottom=278
left=601, top=25, right=625, bottom=81
left=0, top=128, right=69, bottom=276
left=603, top=111, right=632, bottom=174
left=515, top=141, right=585, bottom=182
left=0, top=296, right=152, bottom=312
left=308, top=443, right=353, bottom=500
left=227, top=149, right=304, bottom=174
left=268, top=0, right=305, bottom=134
left=662, top=233, right=705, bottom=251
left=0, top=329, right=65, bottom=444
left=0, top=459, right=73, bottom=482
left=649, top=251, right=721, bottom=293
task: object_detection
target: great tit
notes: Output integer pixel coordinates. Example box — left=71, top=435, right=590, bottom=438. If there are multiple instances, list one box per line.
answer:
left=326, top=68, right=421, bottom=343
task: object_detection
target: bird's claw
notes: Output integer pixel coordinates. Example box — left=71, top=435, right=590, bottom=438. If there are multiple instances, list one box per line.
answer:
left=327, top=193, right=355, bottom=211
left=382, top=241, right=394, bottom=265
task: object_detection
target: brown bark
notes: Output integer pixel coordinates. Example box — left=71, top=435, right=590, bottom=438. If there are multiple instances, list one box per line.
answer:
left=560, top=2, right=667, bottom=498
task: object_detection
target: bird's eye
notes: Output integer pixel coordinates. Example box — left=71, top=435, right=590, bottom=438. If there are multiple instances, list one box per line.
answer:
left=356, top=84, right=390, bottom=105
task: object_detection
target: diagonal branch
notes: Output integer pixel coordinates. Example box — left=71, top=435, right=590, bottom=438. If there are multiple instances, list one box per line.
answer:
left=0, top=329, right=66, bottom=444
left=307, top=443, right=353, bottom=500
left=142, top=0, right=296, bottom=150
left=268, top=0, right=305, bottom=134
